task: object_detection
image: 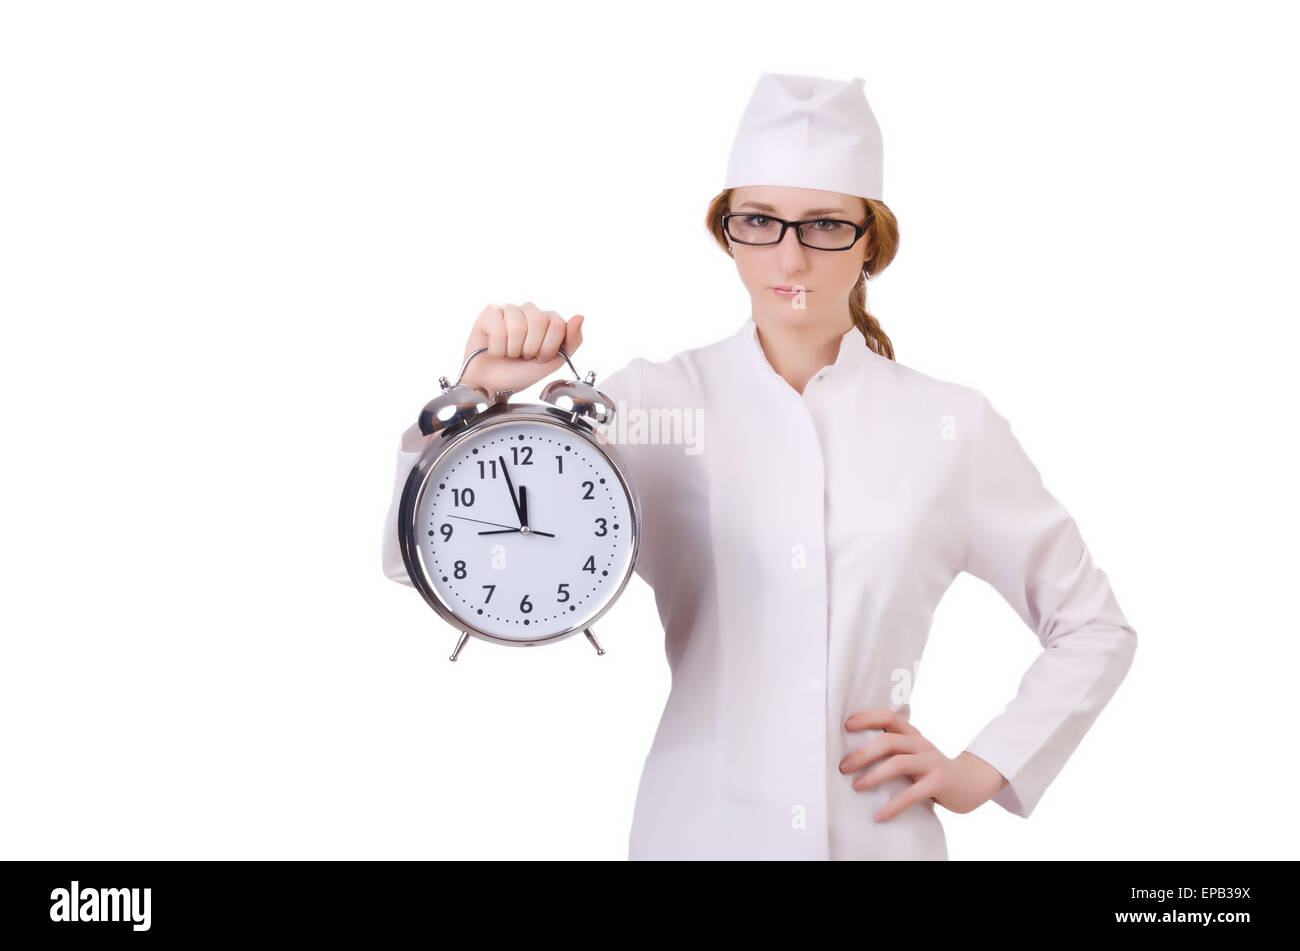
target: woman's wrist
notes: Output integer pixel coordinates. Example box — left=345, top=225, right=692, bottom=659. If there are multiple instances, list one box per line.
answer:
left=957, top=751, right=1009, bottom=805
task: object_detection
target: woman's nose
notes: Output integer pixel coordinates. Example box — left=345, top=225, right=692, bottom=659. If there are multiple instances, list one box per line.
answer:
left=776, top=227, right=810, bottom=269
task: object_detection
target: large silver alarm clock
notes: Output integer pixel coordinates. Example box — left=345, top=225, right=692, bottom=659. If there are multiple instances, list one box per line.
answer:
left=396, top=347, right=641, bottom=661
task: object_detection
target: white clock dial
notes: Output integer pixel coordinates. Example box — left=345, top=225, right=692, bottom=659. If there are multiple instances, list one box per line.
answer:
left=413, top=418, right=636, bottom=641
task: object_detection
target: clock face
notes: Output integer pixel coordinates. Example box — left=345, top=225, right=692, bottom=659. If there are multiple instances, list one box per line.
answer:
left=412, top=417, right=637, bottom=642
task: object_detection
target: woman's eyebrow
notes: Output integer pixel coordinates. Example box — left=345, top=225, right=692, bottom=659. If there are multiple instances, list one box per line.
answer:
left=736, top=201, right=848, bottom=216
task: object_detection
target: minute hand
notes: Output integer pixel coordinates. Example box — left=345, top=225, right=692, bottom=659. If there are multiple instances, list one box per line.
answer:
left=498, top=455, right=524, bottom=526
left=478, top=527, right=556, bottom=537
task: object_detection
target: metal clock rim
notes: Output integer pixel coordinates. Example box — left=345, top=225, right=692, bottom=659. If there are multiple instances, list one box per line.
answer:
left=397, top=403, right=643, bottom=649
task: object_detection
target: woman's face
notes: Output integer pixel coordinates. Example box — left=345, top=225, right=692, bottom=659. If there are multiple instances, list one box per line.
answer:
left=727, top=185, right=872, bottom=330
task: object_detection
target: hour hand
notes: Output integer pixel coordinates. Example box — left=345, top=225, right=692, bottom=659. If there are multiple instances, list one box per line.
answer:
left=519, top=485, right=529, bottom=528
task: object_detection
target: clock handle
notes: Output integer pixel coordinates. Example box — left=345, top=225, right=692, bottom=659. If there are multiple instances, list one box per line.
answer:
left=455, top=346, right=583, bottom=386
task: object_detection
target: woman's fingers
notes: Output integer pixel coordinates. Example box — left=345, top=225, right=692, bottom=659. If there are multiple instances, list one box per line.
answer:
left=468, top=304, right=500, bottom=358
left=539, top=311, right=567, bottom=362
left=519, top=302, right=555, bottom=360
left=845, top=708, right=921, bottom=737
left=563, top=313, right=584, bottom=356
left=838, top=732, right=922, bottom=775
left=502, top=303, right=527, bottom=358
left=460, top=302, right=585, bottom=394
left=873, top=773, right=943, bottom=823
left=851, top=752, right=925, bottom=790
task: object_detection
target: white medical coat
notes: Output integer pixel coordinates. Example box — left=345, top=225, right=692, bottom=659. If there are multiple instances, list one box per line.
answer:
left=381, top=316, right=1138, bottom=860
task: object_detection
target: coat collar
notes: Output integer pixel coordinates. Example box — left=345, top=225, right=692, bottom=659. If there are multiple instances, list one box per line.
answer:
left=736, top=316, right=875, bottom=393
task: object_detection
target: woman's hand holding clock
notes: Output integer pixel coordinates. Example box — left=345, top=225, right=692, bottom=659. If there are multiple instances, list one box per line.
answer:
left=460, top=302, right=585, bottom=398
left=840, top=709, right=1010, bottom=821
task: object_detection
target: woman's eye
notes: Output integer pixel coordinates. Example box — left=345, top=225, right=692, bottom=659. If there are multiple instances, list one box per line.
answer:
left=813, top=219, right=835, bottom=229
left=746, top=215, right=769, bottom=225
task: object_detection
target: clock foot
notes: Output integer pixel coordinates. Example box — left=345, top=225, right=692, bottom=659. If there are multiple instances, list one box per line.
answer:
left=451, top=631, right=470, bottom=662
left=584, top=627, right=605, bottom=656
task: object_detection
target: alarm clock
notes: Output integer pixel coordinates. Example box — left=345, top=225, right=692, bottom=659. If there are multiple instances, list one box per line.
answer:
left=396, top=346, right=641, bottom=661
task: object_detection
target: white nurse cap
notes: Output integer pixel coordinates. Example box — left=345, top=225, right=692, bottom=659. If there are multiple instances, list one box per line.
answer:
left=722, top=72, right=884, bottom=201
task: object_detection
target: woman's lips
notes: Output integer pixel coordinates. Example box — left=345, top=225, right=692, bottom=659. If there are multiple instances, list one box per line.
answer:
left=771, top=285, right=808, bottom=297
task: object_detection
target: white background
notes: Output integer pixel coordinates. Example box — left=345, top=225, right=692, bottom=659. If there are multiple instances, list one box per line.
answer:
left=2, top=0, right=1296, bottom=860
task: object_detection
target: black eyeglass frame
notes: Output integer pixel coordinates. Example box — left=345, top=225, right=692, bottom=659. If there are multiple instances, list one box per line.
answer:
left=722, top=211, right=872, bottom=250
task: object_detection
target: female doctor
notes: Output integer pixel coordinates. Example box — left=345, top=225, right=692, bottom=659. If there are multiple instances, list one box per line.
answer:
left=382, top=73, right=1137, bottom=860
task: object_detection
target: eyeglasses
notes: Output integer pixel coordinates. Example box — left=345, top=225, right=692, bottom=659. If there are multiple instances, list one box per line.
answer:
left=722, top=212, right=871, bottom=251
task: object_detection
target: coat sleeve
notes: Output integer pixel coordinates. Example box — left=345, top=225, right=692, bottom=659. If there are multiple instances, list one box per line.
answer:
left=959, top=390, right=1137, bottom=819
left=381, top=421, right=430, bottom=587
left=590, top=357, right=651, bottom=585
left=594, top=357, right=644, bottom=439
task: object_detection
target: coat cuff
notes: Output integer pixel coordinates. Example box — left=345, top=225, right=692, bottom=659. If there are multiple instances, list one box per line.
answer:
left=961, top=738, right=1030, bottom=818
left=382, top=424, right=429, bottom=587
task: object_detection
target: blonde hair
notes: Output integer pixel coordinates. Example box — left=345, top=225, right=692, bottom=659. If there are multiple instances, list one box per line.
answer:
left=705, top=190, right=899, bottom=361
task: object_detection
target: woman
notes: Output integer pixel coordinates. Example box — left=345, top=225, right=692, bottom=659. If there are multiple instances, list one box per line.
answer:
left=382, top=74, right=1137, bottom=860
